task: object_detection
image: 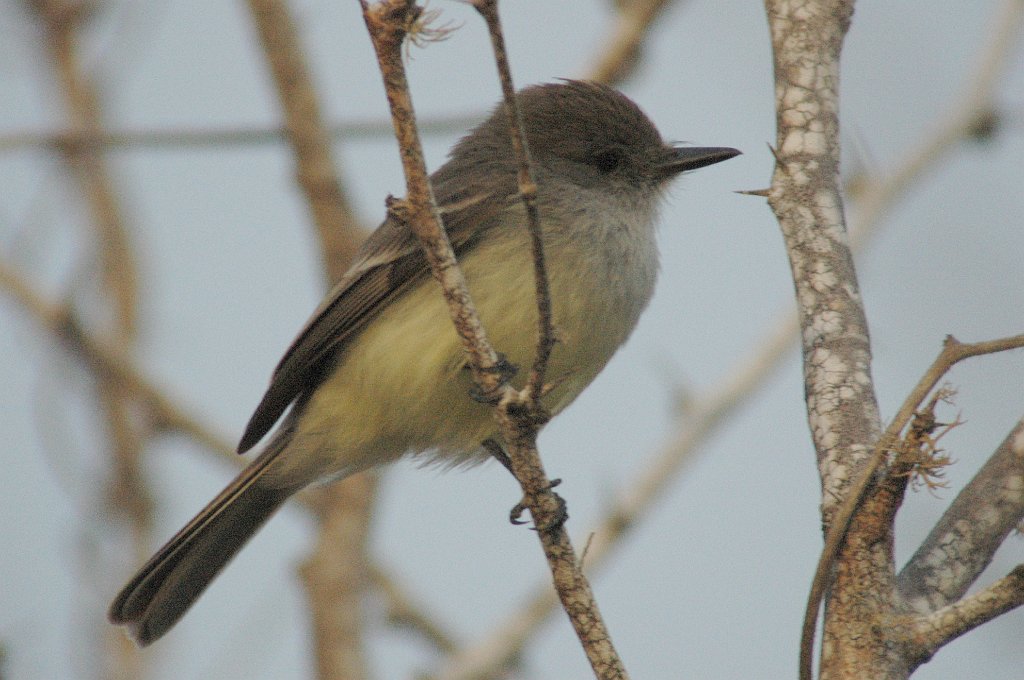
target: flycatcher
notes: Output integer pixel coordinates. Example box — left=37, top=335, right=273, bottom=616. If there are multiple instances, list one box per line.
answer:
left=109, top=80, right=740, bottom=645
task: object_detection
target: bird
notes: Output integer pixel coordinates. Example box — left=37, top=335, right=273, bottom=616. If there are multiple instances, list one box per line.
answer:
left=108, top=79, right=739, bottom=645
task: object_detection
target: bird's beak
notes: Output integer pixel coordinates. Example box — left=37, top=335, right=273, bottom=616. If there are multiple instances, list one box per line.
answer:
left=657, top=146, right=741, bottom=178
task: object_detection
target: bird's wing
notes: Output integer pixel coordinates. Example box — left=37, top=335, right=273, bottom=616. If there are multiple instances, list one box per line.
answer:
left=237, top=188, right=511, bottom=453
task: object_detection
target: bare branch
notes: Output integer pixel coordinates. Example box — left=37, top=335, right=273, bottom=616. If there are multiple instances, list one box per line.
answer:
left=245, top=2, right=375, bottom=676
left=298, top=476, right=378, bottom=680
left=470, top=0, right=553, bottom=410
left=0, top=259, right=234, bottom=459
left=765, top=0, right=1024, bottom=674
left=790, top=2, right=1024, bottom=673
left=361, top=2, right=502, bottom=388
left=905, top=565, right=1024, bottom=670
left=29, top=2, right=147, bottom=675
left=764, top=1, right=898, bottom=677
left=766, top=0, right=876, bottom=526
left=847, top=0, right=1024, bottom=234
left=583, top=0, right=681, bottom=85
left=799, top=334, right=1024, bottom=679
left=0, top=115, right=482, bottom=152
left=361, top=2, right=629, bottom=676
left=369, top=564, right=460, bottom=655
left=898, top=415, right=1024, bottom=611
left=246, top=0, right=365, bottom=279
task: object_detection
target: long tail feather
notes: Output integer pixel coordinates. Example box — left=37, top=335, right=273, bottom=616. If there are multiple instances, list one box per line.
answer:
left=108, top=452, right=294, bottom=646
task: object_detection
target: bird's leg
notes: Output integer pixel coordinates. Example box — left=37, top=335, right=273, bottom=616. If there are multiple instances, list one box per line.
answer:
left=482, top=438, right=568, bottom=532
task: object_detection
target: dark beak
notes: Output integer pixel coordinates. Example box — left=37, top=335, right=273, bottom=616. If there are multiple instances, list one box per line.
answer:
left=658, top=146, right=741, bottom=178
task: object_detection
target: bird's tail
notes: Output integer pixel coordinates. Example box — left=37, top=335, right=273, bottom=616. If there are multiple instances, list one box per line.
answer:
left=108, top=449, right=294, bottom=646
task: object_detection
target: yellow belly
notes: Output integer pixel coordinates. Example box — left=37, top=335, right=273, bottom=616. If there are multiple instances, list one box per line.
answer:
left=267, top=204, right=658, bottom=485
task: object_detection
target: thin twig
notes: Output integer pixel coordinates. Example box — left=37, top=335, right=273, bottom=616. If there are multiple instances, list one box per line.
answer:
left=470, top=0, right=553, bottom=410
left=0, top=115, right=482, bottom=151
left=360, top=2, right=629, bottom=677
left=360, top=0, right=502, bottom=387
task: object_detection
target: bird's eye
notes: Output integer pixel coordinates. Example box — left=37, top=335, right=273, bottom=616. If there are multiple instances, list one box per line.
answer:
left=592, top=148, right=623, bottom=173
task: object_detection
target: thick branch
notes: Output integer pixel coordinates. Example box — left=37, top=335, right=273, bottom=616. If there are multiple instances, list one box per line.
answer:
left=766, top=0, right=877, bottom=523
left=898, top=415, right=1024, bottom=611
left=905, top=566, right=1024, bottom=670
left=789, top=1, right=1024, bottom=672
left=800, top=331, right=1024, bottom=679
left=765, top=1, right=901, bottom=678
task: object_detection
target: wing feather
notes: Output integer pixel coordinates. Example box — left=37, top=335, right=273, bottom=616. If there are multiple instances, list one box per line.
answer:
left=237, top=173, right=514, bottom=452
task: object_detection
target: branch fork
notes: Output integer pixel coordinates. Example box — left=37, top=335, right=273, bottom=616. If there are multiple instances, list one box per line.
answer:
left=361, top=2, right=629, bottom=677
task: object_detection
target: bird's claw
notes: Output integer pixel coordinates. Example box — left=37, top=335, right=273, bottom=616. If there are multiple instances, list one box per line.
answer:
left=468, top=353, right=519, bottom=404
left=509, top=479, right=567, bottom=532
